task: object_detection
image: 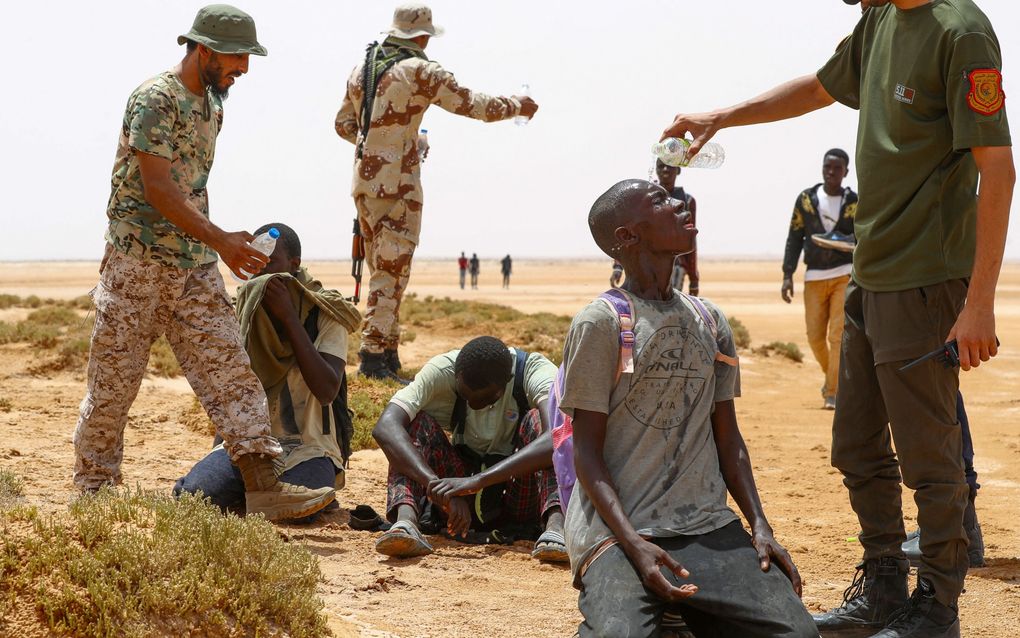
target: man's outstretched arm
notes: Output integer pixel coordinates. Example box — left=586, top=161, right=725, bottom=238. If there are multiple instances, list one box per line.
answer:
left=661, top=74, right=835, bottom=158
left=573, top=408, right=697, bottom=603
left=711, top=400, right=802, bottom=596
left=948, top=145, right=1015, bottom=369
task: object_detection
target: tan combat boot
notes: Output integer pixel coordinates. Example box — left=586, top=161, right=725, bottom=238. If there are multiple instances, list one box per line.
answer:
left=236, top=453, right=335, bottom=521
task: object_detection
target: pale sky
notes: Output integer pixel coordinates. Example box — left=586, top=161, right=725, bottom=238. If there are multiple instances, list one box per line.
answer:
left=2, top=0, right=1017, bottom=263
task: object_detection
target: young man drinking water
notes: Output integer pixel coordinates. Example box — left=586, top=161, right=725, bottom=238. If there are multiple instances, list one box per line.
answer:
left=560, top=180, right=817, bottom=637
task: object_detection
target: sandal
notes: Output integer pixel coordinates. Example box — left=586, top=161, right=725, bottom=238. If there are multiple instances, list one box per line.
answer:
left=375, top=520, right=434, bottom=558
left=348, top=505, right=391, bottom=532
left=531, top=529, right=568, bottom=563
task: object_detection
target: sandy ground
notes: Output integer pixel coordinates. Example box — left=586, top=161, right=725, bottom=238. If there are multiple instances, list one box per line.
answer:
left=1, top=259, right=1018, bottom=637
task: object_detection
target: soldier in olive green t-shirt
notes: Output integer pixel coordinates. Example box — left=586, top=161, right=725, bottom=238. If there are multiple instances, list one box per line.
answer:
left=660, top=1, right=1013, bottom=637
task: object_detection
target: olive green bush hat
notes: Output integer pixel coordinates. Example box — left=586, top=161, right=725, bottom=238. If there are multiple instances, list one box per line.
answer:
left=178, top=4, right=268, bottom=56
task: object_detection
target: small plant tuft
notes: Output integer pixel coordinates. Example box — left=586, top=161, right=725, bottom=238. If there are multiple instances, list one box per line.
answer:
left=728, top=316, right=752, bottom=349
left=753, top=341, right=804, bottom=363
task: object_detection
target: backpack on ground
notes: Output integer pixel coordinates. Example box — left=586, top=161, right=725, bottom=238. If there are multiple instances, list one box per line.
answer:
left=548, top=288, right=737, bottom=511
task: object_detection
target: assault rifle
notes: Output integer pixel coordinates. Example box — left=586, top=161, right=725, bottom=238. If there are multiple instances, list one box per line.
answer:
left=350, top=217, right=365, bottom=303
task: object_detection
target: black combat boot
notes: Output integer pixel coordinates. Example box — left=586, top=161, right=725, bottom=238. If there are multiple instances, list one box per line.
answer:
left=359, top=351, right=409, bottom=385
left=813, top=556, right=909, bottom=637
left=384, top=348, right=403, bottom=374
left=868, top=578, right=959, bottom=638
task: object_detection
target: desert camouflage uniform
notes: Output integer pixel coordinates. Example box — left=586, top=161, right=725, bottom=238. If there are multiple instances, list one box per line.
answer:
left=335, top=38, right=521, bottom=353
left=74, top=71, right=281, bottom=489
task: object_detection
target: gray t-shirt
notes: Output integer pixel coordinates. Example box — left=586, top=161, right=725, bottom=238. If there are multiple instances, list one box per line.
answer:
left=560, top=292, right=741, bottom=581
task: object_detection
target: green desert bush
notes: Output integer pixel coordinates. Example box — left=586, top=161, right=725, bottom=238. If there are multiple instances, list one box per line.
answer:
left=0, top=488, right=328, bottom=638
left=0, top=469, right=24, bottom=508
left=754, top=341, right=804, bottom=363
left=728, top=316, right=752, bottom=349
left=147, top=335, right=182, bottom=377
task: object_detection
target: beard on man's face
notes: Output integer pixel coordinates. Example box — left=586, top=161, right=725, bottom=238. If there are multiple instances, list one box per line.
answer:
left=200, top=57, right=232, bottom=99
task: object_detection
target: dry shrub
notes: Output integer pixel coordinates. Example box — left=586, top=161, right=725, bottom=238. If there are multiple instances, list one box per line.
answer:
left=0, top=469, right=24, bottom=509
left=0, top=397, right=11, bottom=413
left=728, top=316, right=752, bottom=349
left=182, top=397, right=215, bottom=437
left=148, top=336, right=182, bottom=377
left=753, top=341, right=804, bottom=363
left=0, top=487, right=329, bottom=638
left=347, top=375, right=406, bottom=452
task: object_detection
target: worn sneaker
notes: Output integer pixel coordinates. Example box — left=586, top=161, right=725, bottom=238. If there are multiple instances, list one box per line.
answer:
left=812, top=229, right=857, bottom=253
left=868, top=578, right=959, bottom=638
left=813, top=557, right=909, bottom=637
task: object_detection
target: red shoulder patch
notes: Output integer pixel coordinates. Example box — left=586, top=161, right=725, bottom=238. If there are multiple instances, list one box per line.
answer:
left=966, top=69, right=1005, bottom=115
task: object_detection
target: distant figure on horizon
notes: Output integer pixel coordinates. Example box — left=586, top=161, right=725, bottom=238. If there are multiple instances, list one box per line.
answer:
left=458, top=251, right=468, bottom=289
left=781, top=148, right=857, bottom=411
left=609, top=259, right=623, bottom=288
left=469, top=253, right=480, bottom=289
left=501, top=254, right=512, bottom=289
left=655, top=159, right=699, bottom=297
left=334, top=2, right=538, bottom=382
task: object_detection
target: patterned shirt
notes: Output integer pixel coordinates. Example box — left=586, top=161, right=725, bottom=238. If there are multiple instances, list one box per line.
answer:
left=106, top=71, right=223, bottom=268
left=335, top=38, right=520, bottom=212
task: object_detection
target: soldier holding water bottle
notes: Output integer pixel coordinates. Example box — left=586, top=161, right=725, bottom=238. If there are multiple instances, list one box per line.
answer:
left=334, top=2, right=538, bottom=382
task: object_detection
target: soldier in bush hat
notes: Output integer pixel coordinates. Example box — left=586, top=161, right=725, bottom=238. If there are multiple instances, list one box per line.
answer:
left=335, top=2, right=539, bottom=382
left=73, top=5, right=336, bottom=522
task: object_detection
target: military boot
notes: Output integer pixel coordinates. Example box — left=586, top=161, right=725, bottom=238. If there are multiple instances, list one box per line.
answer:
left=813, top=556, right=909, bottom=637
left=384, top=348, right=403, bottom=374
left=236, top=453, right=335, bottom=521
left=868, top=578, right=959, bottom=638
left=359, top=350, right=410, bottom=385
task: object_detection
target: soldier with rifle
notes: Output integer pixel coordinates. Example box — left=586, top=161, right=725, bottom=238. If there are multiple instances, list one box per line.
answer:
left=335, top=2, right=538, bottom=383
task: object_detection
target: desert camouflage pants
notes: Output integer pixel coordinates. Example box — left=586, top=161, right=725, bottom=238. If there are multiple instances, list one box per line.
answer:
left=355, top=195, right=421, bottom=354
left=73, top=248, right=282, bottom=490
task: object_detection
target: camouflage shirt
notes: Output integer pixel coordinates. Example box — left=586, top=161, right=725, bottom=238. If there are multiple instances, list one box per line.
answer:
left=335, top=39, right=520, bottom=208
left=106, top=71, right=223, bottom=269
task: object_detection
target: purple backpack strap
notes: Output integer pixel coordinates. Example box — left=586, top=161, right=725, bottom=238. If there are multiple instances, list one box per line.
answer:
left=680, top=293, right=739, bottom=367
left=598, top=288, right=635, bottom=378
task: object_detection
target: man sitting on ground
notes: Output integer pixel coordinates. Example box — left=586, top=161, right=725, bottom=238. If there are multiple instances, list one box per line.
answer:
left=175, top=224, right=361, bottom=521
left=561, top=180, right=816, bottom=637
left=371, top=336, right=566, bottom=561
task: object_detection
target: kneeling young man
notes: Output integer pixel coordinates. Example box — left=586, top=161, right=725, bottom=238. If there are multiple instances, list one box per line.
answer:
left=562, top=180, right=817, bottom=637
left=176, top=224, right=360, bottom=521
left=372, top=336, right=565, bottom=561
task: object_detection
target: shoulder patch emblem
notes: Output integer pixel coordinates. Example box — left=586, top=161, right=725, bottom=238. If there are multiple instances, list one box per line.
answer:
left=967, top=69, right=1005, bottom=115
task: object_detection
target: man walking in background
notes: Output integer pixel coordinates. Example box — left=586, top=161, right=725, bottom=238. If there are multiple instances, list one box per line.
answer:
left=654, top=159, right=700, bottom=296
left=458, top=251, right=468, bottom=290
left=335, top=2, right=538, bottom=382
left=781, top=148, right=857, bottom=410
left=74, top=5, right=335, bottom=521
left=469, top=253, right=480, bottom=289
left=501, top=254, right=512, bottom=289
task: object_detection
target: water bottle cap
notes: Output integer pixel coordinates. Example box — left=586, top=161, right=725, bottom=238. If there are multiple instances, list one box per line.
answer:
left=267, top=227, right=280, bottom=239
left=420, top=128, right=428, bottom=133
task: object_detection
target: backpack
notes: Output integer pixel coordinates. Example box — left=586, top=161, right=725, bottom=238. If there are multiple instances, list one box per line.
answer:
left=548, top=289, right=737, bottom=511
left=356, top=40, right=426, bottom=159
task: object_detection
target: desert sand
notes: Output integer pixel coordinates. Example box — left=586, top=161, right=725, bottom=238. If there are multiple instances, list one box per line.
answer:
left=1, top=258, right=1018, bottom=637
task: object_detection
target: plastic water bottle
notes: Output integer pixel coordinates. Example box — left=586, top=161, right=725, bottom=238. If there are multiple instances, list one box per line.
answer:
left=514, top=83, right=531, bottom=126
left=652, top=137, right=725, bottom=169
left=232, top=227, right=280, bottom=282
left=417, top=129, right=429, bottom=163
